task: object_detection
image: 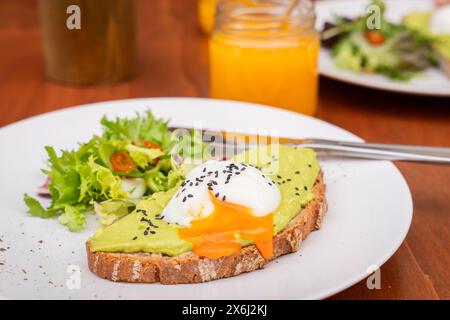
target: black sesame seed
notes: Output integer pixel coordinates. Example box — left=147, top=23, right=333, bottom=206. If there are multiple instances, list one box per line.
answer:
left=149, top=220, right=159, bottom=228
left=150, top=231, right=156, bottom=234
left=277, top=175, right=282, bottom=179
left=132, top=236, right=138, bottom=240
left=222, top=195, right=226, bottom=201
left=295, top=193, right=300, bottom=196
left=287, top=178, right=291, bottom=182
left=295, top=171, right=300, bottom=174
left=308, top=164, right=312, bottom=168
left=203, top=167, right=206, bottom=172
left=182, top=196, right=187, bottom=202
left=189, top=182, right=193, bottom=186
left=215, top=192, right=219, bottom=198
left=187, top=194, right=193, bottom=198
left=304, top=186, right=308, bottom=191
left=144, top=230, right=148, bottom=235
left=295, top=187, right=299, bottom=191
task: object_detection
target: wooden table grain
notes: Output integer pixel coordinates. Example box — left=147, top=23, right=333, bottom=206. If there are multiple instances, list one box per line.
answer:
left=0, top=0, right=448, bottom=300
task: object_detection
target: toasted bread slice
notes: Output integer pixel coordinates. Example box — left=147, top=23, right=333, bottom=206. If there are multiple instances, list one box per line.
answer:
left=86, top=171, right=327, bottom=284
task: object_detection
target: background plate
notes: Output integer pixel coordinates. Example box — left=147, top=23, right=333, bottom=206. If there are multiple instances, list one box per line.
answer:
left=0, top=98, right=413, bottom=299
left=316, top=0, right=450, bottom=96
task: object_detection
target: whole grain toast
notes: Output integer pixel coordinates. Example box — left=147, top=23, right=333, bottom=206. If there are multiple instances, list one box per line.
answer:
left=86, top=171, right=327, bottom=284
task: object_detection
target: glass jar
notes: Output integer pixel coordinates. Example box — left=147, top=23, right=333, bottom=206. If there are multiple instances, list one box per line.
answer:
left=209, top=0, right=319, bottom=115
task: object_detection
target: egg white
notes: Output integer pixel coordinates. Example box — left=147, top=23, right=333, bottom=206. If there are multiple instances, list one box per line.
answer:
left=161, top=160, right=281, bottom=226
left=430, top=5, right=450, bottom=35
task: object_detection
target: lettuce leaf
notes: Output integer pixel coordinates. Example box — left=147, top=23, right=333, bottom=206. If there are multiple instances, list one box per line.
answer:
left=58, top=205, right=87, bottom=232
left=24, top=194, right=58, bottom=218
left=44, top=146, right=83, bottom=210
left=94, top=199, right=139, bottom=226
left=125, top=144, right=163, bottom=168
left=101, top=110, right=172, bottom=150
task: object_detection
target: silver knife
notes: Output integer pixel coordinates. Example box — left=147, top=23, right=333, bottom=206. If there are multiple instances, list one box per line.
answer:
left=169, top=126, right=450, bottom=165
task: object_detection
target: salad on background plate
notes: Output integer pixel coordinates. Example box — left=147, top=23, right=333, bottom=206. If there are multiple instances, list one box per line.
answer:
left=320, top=0, right=450, bottom=81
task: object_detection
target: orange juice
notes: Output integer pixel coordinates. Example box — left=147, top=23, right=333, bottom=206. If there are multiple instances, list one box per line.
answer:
left=198, top=0, right=218, bottom=34
left=209, top=0, right=319, bottom=115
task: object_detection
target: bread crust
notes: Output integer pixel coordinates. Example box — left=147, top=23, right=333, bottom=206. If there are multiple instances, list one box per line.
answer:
left=86, top=171, right=327, bottom=284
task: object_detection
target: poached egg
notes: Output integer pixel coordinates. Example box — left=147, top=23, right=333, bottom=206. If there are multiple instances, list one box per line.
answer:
left=430, top=4, right=450, bottom=35
left=161, top=160, right=281, bottom=259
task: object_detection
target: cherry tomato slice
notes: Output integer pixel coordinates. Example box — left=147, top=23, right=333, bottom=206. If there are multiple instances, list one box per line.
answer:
left=141, top=140, right=161, bottom=149
left=365, top=30, right=385, bottom=45
left=110, top=151, right=137, bottom=173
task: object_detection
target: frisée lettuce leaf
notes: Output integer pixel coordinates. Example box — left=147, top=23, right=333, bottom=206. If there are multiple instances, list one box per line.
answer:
left=23, top=194, right=58, bottom=218
left=125, top=144, right=164, bottom=168
left=58, top=205, right=87, bottom=232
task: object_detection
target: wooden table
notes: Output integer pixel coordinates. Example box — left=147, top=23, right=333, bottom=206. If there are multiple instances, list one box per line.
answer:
left=0, top=0, right=448, bottom=299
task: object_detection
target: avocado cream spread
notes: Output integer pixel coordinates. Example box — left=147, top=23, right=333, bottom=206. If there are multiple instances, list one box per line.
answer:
left=89, top=145, right=320, bottom=255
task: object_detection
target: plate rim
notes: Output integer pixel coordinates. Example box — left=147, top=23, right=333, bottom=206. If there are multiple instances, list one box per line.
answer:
left=0, top=97, right=364, bottom=140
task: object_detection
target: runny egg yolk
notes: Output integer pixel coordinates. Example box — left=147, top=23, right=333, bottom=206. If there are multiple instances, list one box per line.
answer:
left=178, top=191, right=274, bottom=260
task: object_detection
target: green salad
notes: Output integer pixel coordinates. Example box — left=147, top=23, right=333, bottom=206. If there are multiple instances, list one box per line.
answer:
left=24, top=111, right=207, bottom=231
left=321, top=0, right=437, bottom=81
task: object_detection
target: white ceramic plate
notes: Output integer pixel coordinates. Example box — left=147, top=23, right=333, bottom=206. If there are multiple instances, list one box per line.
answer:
left=316, top=0, right=450, bottom=96
left=0, top=98, right=412, bottom=299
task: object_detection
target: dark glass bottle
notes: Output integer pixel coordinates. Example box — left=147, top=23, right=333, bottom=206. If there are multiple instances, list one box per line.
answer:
left=38, top=0, right=136, bottom=85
